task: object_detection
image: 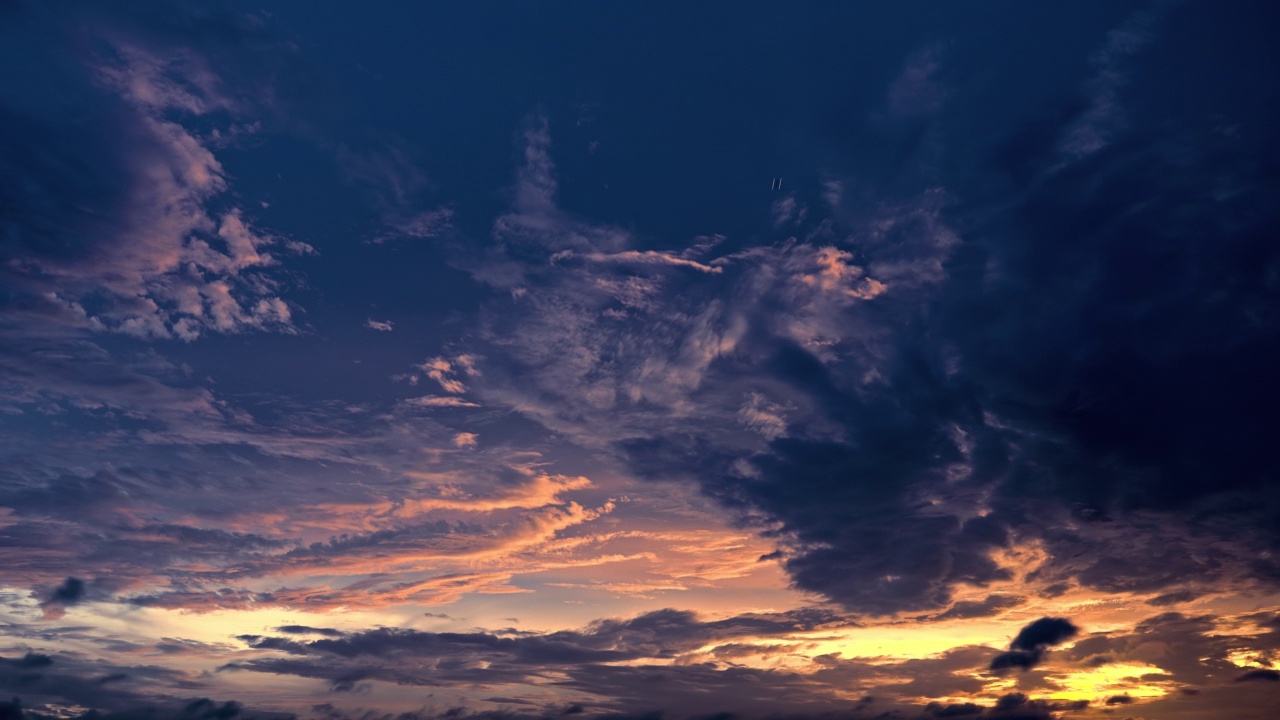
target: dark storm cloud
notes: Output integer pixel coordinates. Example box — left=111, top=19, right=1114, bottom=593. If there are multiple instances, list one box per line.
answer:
left=1235, top=669, right=1280, bottom=682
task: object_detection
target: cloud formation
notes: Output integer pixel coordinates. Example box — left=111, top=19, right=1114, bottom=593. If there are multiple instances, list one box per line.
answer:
left=3, top=4, right=1279, bottom=720
left=0, top=3, right=310, bottom=342
left=989, top=617, right=1079, bottom=673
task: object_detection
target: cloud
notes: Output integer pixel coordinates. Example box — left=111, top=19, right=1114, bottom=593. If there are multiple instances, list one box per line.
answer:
left=791, top=246, right=888, bottom=300
left=453, top=120, right=1010, bottom=616
left=934, top=594, right=1025, bottom=621
left=227, top=607, right=868, bottom=715
left=738, top=393, right=789, bottom=440
left=417, top=355, right=479, bottom=394
left=552, top=250, right=723, bottom=274
left=48, top=577, right=86, bottom=604
left=0, top=650, right=291, bottom=720
left=337, top=142, right=453, bottom=244
left=405, top=396, right=481, bottom=408
left=365, top=319, right=394, bottom=331
left=3, top=9, right=1280, bottom=720
left=888, top=45, right=947, bottom=117
left=1057, top=4, right=1168, bottom=161
left=38, top=577, right=87, bottom=620
left=0, top=6, right=309, bottom=342
left=275, top=625, right=345, bottom=638
left=1235, top=668, right=1280, bottom=682
left=1010, top=617, right=1079, bottom=651
left=989, top=618, right=1078, bottom=673
left=114, top=468, right=618, bottom=612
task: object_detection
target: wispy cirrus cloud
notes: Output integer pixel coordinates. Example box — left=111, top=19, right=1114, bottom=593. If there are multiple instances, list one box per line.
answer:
left=1056, top=3, right=1170, bottom=162
left=405, top=396, right=480, bottom=408
left=551, top=249, right=723, bottom=274
left=337, top=143, right=454, bottom=244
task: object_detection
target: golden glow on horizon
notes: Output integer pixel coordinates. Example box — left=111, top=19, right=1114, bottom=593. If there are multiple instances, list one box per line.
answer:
left=1043, top=661, right=1173, bottom=702
left=804, top=621, right=1008, bottom=661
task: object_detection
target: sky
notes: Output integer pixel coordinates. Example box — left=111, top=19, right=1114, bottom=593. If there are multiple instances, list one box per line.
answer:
left=2, top=1, right=1279, bottom=719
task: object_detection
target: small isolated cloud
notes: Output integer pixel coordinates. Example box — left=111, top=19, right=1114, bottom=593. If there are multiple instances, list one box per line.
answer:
left=365, top=318, right=394, bottom=332
left=417, top=355, right=480, bottom=394
left=990, top=617, right=1079, bottom=673
left=453, top=432, right=479, bottom=449
left=40, top=576, right=87, bottom=619
left=1010, top=617, right=1080, bottom=650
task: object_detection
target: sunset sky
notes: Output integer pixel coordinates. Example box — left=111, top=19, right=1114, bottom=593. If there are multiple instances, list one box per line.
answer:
left=2, top=2, right=1279, bottom=719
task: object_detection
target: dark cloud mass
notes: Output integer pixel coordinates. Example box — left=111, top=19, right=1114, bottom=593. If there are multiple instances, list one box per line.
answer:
left=48, top=578, right=85, bottom=605
left=1235, top=669, right=1280, bottom=683
left=1009, top=618, right=1078, bottom=652
left=2, top=2, right=1280, bottom=720
left=989, top=618, right=1078, bottom=673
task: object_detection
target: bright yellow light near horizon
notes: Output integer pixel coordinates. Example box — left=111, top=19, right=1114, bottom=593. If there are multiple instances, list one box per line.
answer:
left=802, top=620, right=1010, bottom=661
left=1043, top=662, right=1173, bottom=703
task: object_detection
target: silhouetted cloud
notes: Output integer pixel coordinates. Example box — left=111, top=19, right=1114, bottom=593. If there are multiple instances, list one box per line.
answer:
left=274, top=625, right=345, bottom=638
left=1010, top=618, right=1078, bottom=652
left=989, top=618, right=1078, bottom=673
left=1235, top=668, right=1280, bottom=682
